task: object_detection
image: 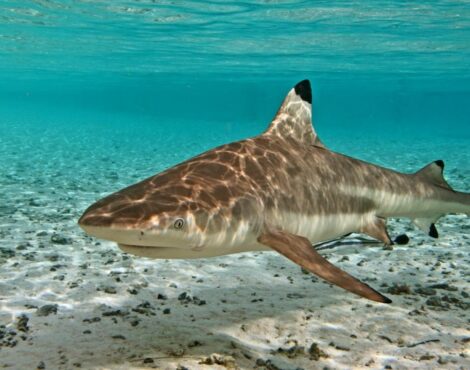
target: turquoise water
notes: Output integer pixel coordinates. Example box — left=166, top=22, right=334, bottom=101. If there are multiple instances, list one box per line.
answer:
left=1, top=1, right=469, bottom=209
left=1, top=1, right=469, bottom=369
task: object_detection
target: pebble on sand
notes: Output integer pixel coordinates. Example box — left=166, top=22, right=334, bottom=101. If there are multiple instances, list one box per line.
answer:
left=37, top=304, right=58, bottom=317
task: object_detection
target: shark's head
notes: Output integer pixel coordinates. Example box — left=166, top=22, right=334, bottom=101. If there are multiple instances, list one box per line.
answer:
left=78, top=150, right=264, bottom=258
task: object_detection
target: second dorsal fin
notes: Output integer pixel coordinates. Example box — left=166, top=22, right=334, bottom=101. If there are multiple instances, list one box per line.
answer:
left=415, top=160, right=453, bottom=191
left=264, top=80, right=324, bottom=147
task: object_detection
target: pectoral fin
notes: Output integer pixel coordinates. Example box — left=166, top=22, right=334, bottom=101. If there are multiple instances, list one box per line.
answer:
left=257, top=229, right=391, bottom=303
left=360, top=217, right=393, bottom=245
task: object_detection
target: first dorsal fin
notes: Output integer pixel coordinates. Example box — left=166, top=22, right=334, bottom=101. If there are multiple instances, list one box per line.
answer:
left=264, top=80, right=324, bottom=147
left=415, top=160, right=453, bottom=191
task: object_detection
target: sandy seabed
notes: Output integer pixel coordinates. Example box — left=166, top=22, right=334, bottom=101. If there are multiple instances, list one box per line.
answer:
left=0, top=124, right=469, bottom=370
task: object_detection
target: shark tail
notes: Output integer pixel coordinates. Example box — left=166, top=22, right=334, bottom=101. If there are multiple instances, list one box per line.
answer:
left=413, top=160, right=470, bottom=237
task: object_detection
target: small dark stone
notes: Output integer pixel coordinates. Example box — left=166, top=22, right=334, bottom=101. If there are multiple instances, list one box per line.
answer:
left=37, top=304, right=58, bottom=317
left=37, top=361, right=46, bottom=369
left=256, top=358, right=266, bottom=366
left=163, top=308, right=171, bottom=314
left=103, top=286, right=117, bottom=294
left=415, top=287, right=436, bottom=296
left=29, top=199, right=41, bottom=207
left=50, top=234, right=71, bottom=245
left=83, top=317, right=101, bottom=323
left=192, top=297, right=206, bottom=306
left=130, top=319, right=140, bottom=327
left=157, top=293, right=167, bottom=300
left=188, top=340, right=202, bottom=348
left=334, top=344, right=350, bottom=351
left=287, top=293, right=306, bottom=299
left=387, top=284, right=411, bottom=295
left=308, top=342, right=328, bottom=360
left=16, top=242, right=31, bottom=250
left=425, top=296, right=449, bottom=310
left=429, top=283, right=458, bottom=291
left=178, top=292, right=192, bottom=304
left=16, top=314, right=29, bottom=332
left=132, top=301, right=155, bottom=316
left=419, top=354, right=435, bottom=361
left=143, top=358, right=154, bottom=364
left=437, top=356, right=448, bottom=365
left=178, top=292, right=189, bottom=300
left=46, top=254, right=59, bottom=262
left=0, top=248, right=15, bottom=258
left=112, top=335, right=126, bottom=340
left=102, top=309, right=126, bottom=317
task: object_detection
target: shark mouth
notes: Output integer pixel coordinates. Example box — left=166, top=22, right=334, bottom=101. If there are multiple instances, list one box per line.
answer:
left=118, top=244, right=181, bottom=258
left=117, top=243, right=216, bottom=259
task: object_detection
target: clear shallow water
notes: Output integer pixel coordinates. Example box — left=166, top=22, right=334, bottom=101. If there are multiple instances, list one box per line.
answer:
left=1, top=0, right=469, bottom=139
left=1, top=2, right=470, bottom=369
left=1, top=0, right=469, bottom=78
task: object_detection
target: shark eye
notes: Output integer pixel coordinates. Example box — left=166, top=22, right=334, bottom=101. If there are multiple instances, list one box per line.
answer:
left=173, top=218, right=185, bottom=230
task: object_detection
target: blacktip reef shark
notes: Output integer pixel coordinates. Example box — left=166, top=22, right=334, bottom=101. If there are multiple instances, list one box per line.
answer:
left=79, top=80, right=470, bottom=304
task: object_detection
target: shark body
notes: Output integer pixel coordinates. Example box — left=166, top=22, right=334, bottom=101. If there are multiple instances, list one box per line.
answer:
left=79, top=80, right=470, bottom=303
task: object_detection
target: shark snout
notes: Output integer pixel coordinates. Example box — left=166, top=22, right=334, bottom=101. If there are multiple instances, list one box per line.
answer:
left=78, top=198, right=197, bottom=249
left=78, top=195, right=155, bottom=244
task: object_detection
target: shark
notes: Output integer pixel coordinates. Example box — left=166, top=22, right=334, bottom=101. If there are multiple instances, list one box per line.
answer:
left=78, top=80, right=470, bottom=304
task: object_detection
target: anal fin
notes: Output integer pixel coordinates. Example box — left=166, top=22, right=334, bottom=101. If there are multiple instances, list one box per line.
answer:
left=413, top=217, right=440, bottom=238
left=360, top=217, right=393, bottom=245
left=257, top=229, right=391, bottom=303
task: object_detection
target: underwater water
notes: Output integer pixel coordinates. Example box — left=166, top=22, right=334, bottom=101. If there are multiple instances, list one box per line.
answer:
left=0, top=1, right=469, bottom=369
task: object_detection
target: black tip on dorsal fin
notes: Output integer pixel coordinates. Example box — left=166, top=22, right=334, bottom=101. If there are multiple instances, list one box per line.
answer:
left=429, top=223, right=439, bottom=238
left=434, top=160, right=444, bottom=170
left=294, top=79, right=312, bottom=104
left=265, top=79, right=324, bottom=147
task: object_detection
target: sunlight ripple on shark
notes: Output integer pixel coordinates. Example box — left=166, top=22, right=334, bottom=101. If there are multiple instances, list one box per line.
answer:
left=79, top=80, right=470, bottom=303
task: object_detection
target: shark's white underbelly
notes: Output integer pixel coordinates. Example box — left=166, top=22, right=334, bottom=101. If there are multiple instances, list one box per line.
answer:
left=118, top=211, right=369, bottom=259
left=271, top=211, right=366, bottom=244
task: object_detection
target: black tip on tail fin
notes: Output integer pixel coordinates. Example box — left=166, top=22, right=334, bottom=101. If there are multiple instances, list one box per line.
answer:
left=294, top=80, right=312, bottom=104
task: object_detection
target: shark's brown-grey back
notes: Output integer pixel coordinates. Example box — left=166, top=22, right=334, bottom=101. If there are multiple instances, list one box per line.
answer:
left=78, top=80, right=319, bottom=233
